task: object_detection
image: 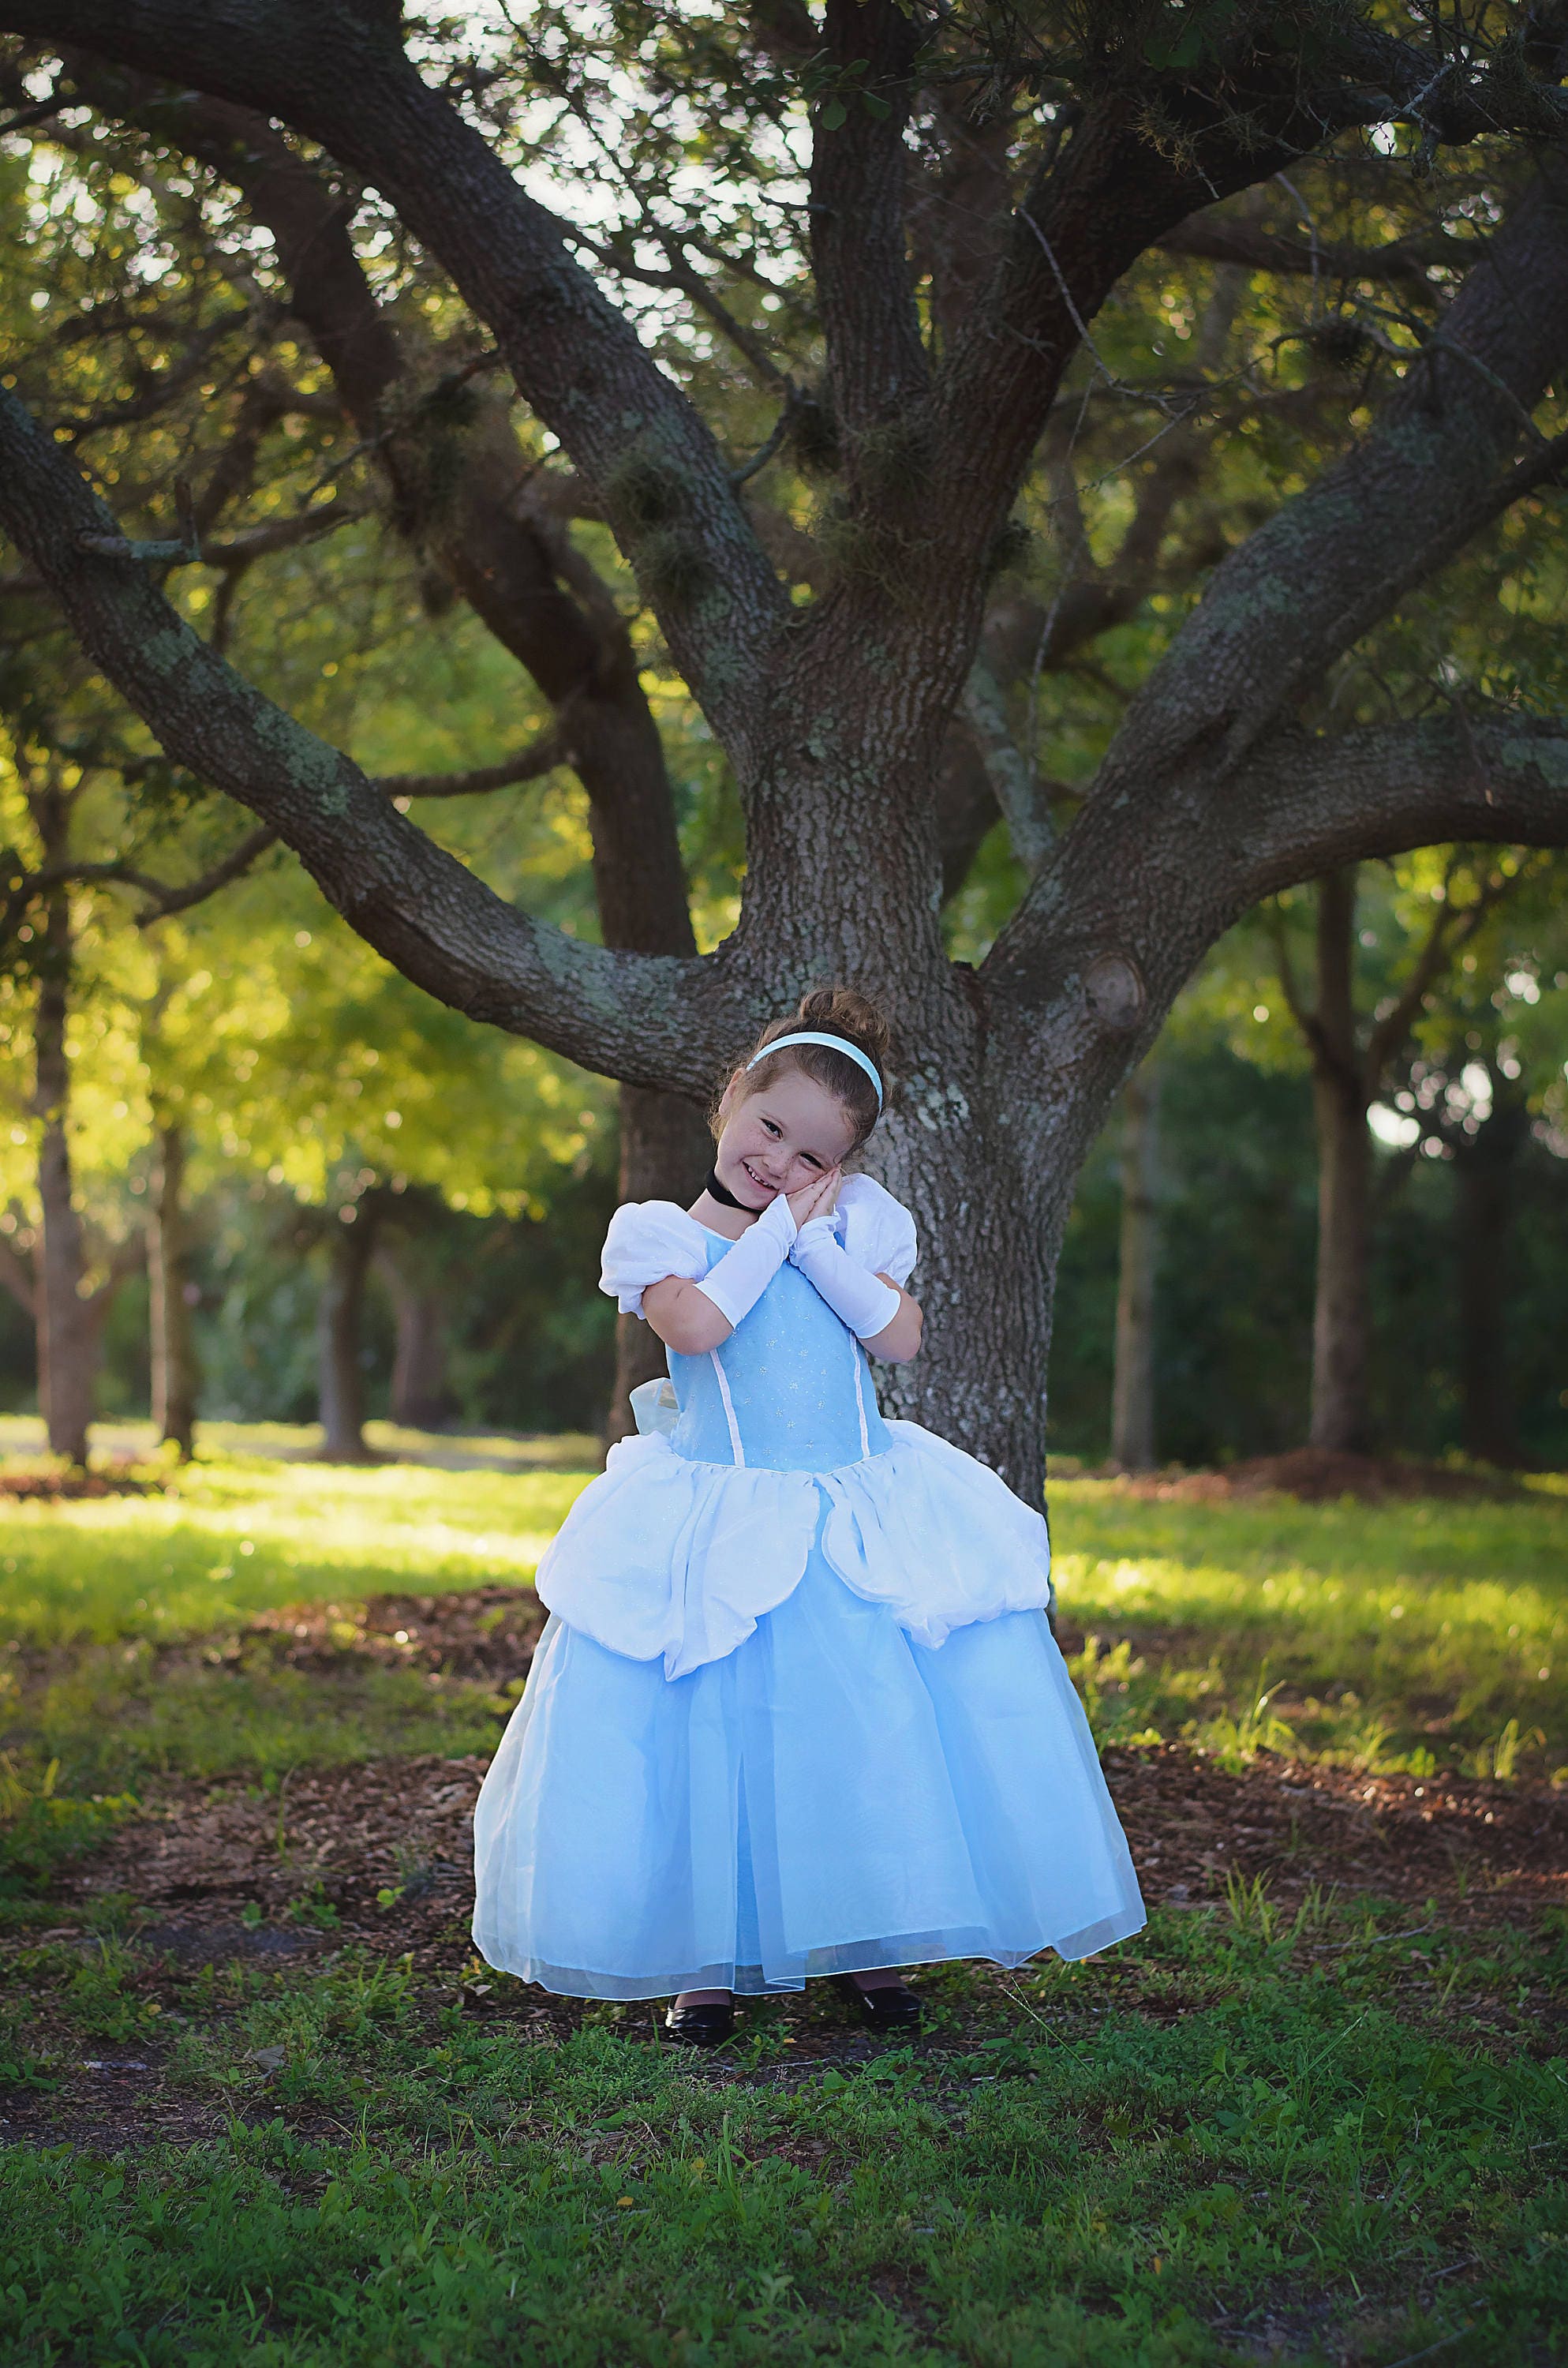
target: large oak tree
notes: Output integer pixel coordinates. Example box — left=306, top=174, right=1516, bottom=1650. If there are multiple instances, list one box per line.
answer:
left=5, top=0, right=1568, bottom=1496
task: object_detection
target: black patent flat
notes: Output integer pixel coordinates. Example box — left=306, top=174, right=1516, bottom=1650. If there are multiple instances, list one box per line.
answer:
left=832, top=1974, right=923, bottom=2032
left=664, top=1999, right=735, bottom=2048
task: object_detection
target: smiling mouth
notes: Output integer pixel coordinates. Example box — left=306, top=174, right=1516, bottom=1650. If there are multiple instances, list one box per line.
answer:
left=740, top=1160, right=777, bottom=1196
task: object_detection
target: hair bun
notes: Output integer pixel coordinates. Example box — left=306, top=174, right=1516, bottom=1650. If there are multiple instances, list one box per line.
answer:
left=793, top=985, right=892, bottom=1067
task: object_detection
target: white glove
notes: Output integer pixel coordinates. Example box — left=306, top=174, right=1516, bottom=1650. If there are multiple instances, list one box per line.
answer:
left=789, top=1214, right=901, bottom=1341
left=693, top=1193, right=797, bottom=1329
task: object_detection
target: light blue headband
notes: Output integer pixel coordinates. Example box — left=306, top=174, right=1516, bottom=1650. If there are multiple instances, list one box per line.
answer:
left=747, top=1030, right=885, bottom=1111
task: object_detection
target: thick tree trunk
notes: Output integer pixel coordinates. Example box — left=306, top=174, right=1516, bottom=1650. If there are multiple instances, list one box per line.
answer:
left=1307, top=870, right=1372, bottom=1452
left=607, top=1083, right=713, bottom=1445
left=148, top=1117, right=199, bottom=1457
left=32, top=880, right=100, bottom=1466
left=1454, top=1092, right=1529, bottom=1465
left=1111, top=1061, right=1161, bottom=1471
left=317, top=1210, right=377, bottom=1461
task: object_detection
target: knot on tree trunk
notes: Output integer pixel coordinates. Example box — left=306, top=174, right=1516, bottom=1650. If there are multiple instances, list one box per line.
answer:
left=1084, top=951, right=1146, bottom=1032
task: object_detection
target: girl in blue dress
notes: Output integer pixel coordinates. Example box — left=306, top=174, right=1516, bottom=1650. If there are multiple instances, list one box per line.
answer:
left=473, top=987, right=1144, bottom=2044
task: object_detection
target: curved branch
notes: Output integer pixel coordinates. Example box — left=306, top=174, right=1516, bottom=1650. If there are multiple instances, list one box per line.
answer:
left=1157, top=213, right=1482, bottom=287
left=0, top=380, right=741, bottom=1092
left=985, top=713, right=1568, bottom=1032
left=986, top=156, right=1568, bottom=1010
left=56, top=54, right=699, bottom=965
left=375, top=733, right=567, bottom=801
left=137, top=822, right=278, bottom=921
left=12, top=0, right=791, bottom=746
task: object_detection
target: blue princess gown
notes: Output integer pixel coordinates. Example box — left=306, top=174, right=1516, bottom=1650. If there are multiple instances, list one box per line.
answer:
left=471, top=1177, right=1145, bottom=1998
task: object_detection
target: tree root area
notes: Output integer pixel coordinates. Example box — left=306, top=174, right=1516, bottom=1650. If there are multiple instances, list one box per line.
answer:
left=56, top=1737, right=1567, bottom=1958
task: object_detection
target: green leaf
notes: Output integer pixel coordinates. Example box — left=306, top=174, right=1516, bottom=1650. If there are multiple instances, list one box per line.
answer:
left=862, top=93, right=892, bottom=120
left=820, top=97, right=846, bottom=131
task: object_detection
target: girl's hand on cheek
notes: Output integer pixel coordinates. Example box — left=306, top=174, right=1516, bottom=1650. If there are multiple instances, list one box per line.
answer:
left=788, top=1167, right=840, bottom=1228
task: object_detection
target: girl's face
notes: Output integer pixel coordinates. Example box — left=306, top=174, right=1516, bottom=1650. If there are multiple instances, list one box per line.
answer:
left=713, top=1065, right=859, bottom=1210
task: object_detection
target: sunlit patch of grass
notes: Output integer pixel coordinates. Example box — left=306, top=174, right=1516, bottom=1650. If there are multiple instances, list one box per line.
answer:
left=1051, top=1478, right=1568, bottom=1777
left=0, top=1448, right=590, bottom=1648
left=5, top=1440, right=1567, bottom=1791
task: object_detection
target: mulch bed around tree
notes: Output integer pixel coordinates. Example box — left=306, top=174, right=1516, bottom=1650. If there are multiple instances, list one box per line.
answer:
left=242, top=1584, right=549, bottom=1684
left=1106, top=1446, right=1532, bottom=1504
left=9, top=1742, right=1561, bottom=2154
left=58, top=1739, right=1568, bottom=1968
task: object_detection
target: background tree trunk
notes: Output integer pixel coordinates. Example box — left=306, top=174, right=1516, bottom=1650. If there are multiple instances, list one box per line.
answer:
left=1111, top=1060, right=1162, bottom=1472
left=148, top=1116, right=199, bottom=1457
left=317, top=1209, right=377, bottom=1461
left=32, top=878, right=99, bottom=1466
left=606, top=1083, right=712, bottom=1445
left=1454, top=1088, right=1529, bottom=1465
left=377, top=1246, right=455, bottom=1432
left=1308, top=870, right=1372, bottom=1454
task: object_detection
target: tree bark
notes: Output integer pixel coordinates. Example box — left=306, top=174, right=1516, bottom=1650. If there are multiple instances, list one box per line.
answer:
left=147, top=1116, right=199, bottom=1457
left=316, top=1208, right=377, bottom=1462
left=1110, top=1061, right=1161, bottom=1472
left=1308, top=871, right=1372, bottom=1454
left=1453, top=1088, right=1529, bottom=1466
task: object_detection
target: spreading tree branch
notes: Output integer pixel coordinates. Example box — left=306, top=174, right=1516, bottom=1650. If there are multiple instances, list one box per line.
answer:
left=1094, top=156, right=1568, bottom=803
left=0, top=380, right=739, bottom=1092
left=1157, top=212, right=1481, bottom=287
left=374, top=733, right=568, bottom=802
left=928, top=13, right=1568, bottom=591
left=58, top=55, right=698, bottom=965
left=987, top=155, right=1568, bottom=1011
left=13, top=0, right=791, bottom=746
left=1363, top=860, right=1526, bottom=1082
left=985, top=713, right=1568, bottom=1040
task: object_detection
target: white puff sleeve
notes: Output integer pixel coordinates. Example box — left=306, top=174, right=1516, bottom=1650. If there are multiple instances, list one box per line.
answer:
left=600, top=1201, right=711, bottom=1318
left=837, top=1175, right=918, bottom=1287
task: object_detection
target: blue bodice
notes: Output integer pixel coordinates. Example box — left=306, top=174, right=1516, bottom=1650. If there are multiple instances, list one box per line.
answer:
left=667, top=1230, right=892, bottom=1472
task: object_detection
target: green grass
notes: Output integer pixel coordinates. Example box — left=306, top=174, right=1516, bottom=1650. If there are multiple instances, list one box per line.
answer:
left=0, top=1453, right=586, bottom=1648
left=1054, top=1480, right=1568, bottom=1780
left=0, top=1447, right=587, bottom=1788
left=2, top=1898, right=1565, bottom=2365
left=4, top=1441, right=1563, bottom=1791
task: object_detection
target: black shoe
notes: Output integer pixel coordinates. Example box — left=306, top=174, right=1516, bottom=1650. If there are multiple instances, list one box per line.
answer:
left=833, top=1974, right=922, bottom=2033
left=664, top=1999, right=734, bottom=2048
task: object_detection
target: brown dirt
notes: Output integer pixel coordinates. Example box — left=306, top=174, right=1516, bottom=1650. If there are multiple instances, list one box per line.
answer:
left=7, top=1742, right=1563, bottom=2153
left=241, top=1584, right=548, bottom=1684
left=0, top=1465, right=164, bottom=1501
left=1105, top=1446, right=1532, bottom=1504
left=54, top=1737, right=1568, bottom=1954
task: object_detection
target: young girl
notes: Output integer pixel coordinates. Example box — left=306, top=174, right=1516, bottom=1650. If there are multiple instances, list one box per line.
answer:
left=473, top=988, right=1144, bottom=2043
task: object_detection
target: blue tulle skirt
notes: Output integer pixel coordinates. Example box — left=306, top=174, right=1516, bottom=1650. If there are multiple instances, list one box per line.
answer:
left=472, top=1542, right=1145, bottom=1999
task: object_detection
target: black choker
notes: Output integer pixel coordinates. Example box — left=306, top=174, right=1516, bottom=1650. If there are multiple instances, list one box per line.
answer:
left=704, top=1163, right=750, bottom=1211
